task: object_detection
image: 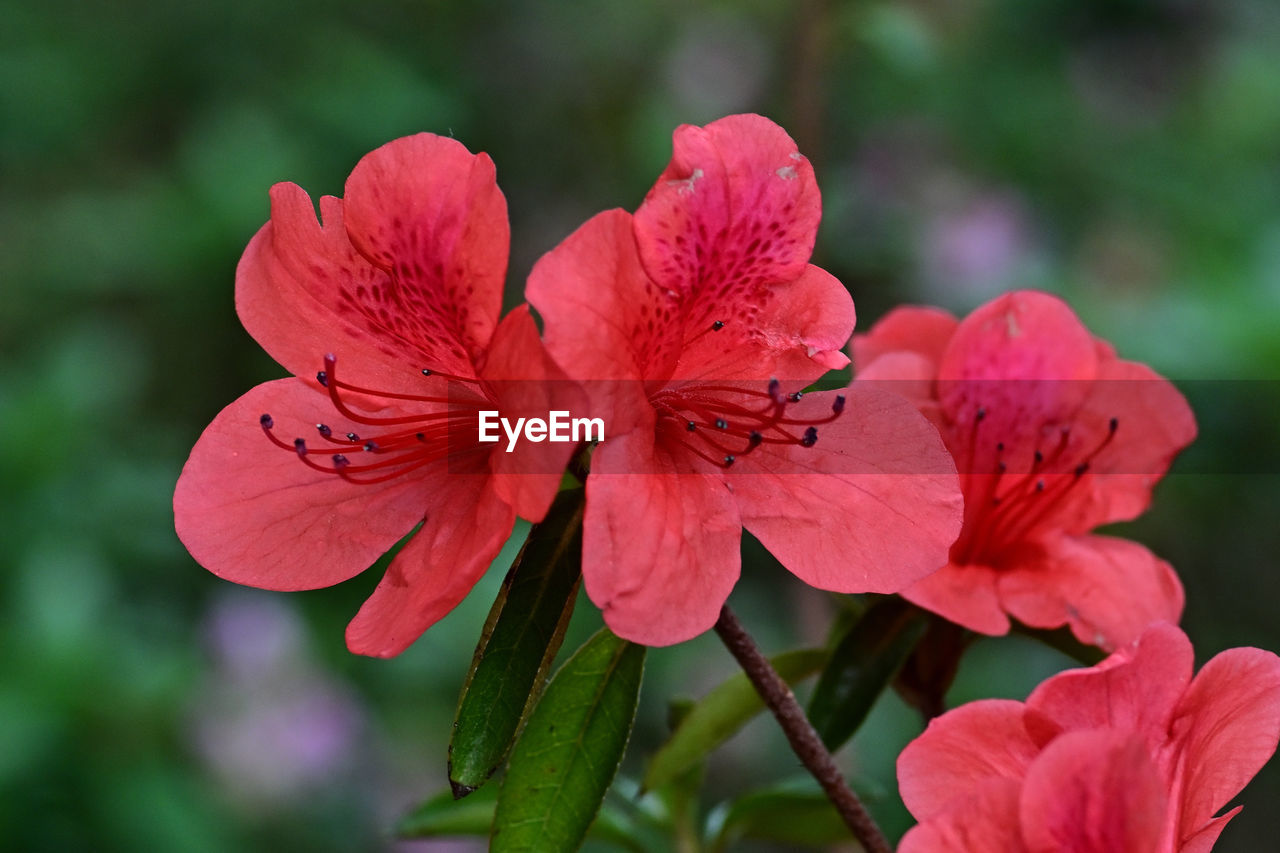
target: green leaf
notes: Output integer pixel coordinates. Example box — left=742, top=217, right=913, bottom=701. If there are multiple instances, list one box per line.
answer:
left=492, top=628, right=646, bottom=852
left=1012, top=622, right=1107, bottom=666
left=808, top=596, right=928, bottom=751
left=398, top=784, right=498, bottom=838
left=642, top=648, right=828, bottom=793
left=449, top=488, right=586, bottom=796
left=399, top=784, right=646, bottom=852
left=707, top=783, right=861, bottom=852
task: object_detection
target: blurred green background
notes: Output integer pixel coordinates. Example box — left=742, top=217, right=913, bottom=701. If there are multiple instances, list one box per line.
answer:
left=3, top=0, right=1279, bottom=849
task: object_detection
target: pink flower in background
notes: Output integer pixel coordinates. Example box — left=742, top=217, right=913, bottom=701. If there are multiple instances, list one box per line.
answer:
left=854, top=290, right=1195, bottom=650
left=897, top=623, right=1280, bottom=852
left=529, top=114, right=962, bottom=645
left=174, top=134, right=575, bottom=657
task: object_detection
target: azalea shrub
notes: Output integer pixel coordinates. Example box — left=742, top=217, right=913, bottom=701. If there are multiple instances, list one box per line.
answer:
left=175, top=115, right=1280, bottom=852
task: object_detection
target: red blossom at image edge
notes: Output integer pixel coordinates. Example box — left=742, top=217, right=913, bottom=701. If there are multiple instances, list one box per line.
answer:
left=897, top=622, right=1280, bottom=852
left=854, top=291, right=1196, bottom=651
left=528, top=113, right=964, bottom=646
left=174, top=134, right=576, bottom=657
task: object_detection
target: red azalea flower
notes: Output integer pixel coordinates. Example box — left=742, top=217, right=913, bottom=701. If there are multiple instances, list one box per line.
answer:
left=527, top=114, right=963, bottom=646
left=896, top=623, right=1280, bottom=852
left=174, top=134, right=575, bottom=657
left=853, top=291, right=1196, bottom=650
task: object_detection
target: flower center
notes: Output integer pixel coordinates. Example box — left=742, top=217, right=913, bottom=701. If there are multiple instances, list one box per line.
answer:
left=259, top=354, right=492, bottom=484
left=951, top=409, right=1119, bottom=563
left=650, top=375, right=845, bottom=469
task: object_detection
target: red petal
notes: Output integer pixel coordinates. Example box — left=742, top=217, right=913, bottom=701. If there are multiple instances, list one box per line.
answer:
left=937, top=291, right=1099, bottom=459
left=1178, top=809, right=1239, bottom=853
left=528, top=208, right=682, bottom=390
left=582, top=430, right=741, bottom=646
left=1172, top=646, right=1280, bottom=840
left=344, top=475, right=514, bottom=657
left=174, top=379, right=429, bottom=591
left=901, top=561, right=1012, bottom=636
left=997, top=535, right=1184, bottom=652
left=729, top=387, right=962, bottom=594
left=1019, top=730, right=1167, bottom=853
left=343, top=133, right=508, bottom=368
left=898, top=779, right=1029, bottom=853
left=1026, top=622, right=1193, bottom=755
left=897, top=699, right=1039, bottom=820
left=482, top=305, right=584, bottom=522
left=633, top=115, right=823, bottom=363
left=852, top=305, right=959, bottom=373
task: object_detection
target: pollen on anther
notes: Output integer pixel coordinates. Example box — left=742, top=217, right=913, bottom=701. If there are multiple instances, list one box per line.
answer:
left=687, top=421, right=697, bottom=432
left=714, top=418, right=728, bottom=430
left=259, top=414, right=274, bottom=429
left=363, top=441, right=378, bottom=452
left=317, top=424, right=332, bottom=438
left=422, top=369, right=433, bottom=377
left=333, top=454, right=349, bottom=467
left=316, top=371, right=328, bottom=387
left=748, top=431, right=763, bottom=448
left=723, top=455, right=736, bottom=467
left=832, top=395, right=846, bottom=415
left=711, top=320, right=725, bottom=331
left=801, top=426, right=818, bottom=447
left=346, top=432, right=359, bottom=442
left=294, top=438, right=307, bottom=456
left=788, top=391, right=803, bottom=403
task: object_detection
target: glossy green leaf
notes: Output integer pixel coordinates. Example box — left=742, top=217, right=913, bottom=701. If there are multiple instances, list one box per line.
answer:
left=808, top=596, right=928, bottom=751
left=449, top=489, right=585, bottom=796
left=707, top=783, right=861, bottom=852
left=642, top=648, right=828, bottom=792
left=492, top=627, right=646, bottom=852
left=398, top=784, right=646, bottom=852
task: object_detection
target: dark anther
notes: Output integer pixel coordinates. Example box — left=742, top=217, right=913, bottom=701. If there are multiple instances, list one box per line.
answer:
left=768, top=378, right=781, bottom=401
left=711, top=320, right=725, bottom=331
left=415, top=432, right=426, bottom=441
left=723, top=455, right=736, bottom=467
left=996, top=441, right=1005, bottom=453
left=748, top=431, right=763, bottom=448
left=1109, top=417, right=1119, bottom=433
left=686, top=421, right=697, bottom=432
left=316, top=371, right=328, bottom=387
left=363, top=441, right=378, bottom=452
left=997, top=460, right=1008, bottom=474
left=333, top=454, right=349, bottom=467
left=421, top=368, right=433, bottom=377
left=1074, top=462, right=1090, bottom=477
left=832, top=395, right=846, bottom=415
left=259, top=414, right=274, bottom=429
left=316, top=424, right=332, bottom=438
left=294, top=438, right=307, bottom=456
left=788, top=391, right=803, bottom=403
left=801, top=426, right=818, bottom=447
left=715, top=418, right=728, bottom=430
left=1035, top=480, right=1045, bottom=492
left=346, top=432, right=359, bottom=442
left=976, top=407, right=986, bottom=422
left=1034, top=450, right=1044, bottom=464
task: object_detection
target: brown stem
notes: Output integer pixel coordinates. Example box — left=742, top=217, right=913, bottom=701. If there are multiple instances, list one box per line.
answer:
left=714, top=605, right=892, bottom=853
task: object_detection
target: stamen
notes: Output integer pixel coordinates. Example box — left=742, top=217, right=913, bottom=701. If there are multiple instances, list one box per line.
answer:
left=800, top=427, right=818, bottom=447
left=712, top=320, right=725, bottom=331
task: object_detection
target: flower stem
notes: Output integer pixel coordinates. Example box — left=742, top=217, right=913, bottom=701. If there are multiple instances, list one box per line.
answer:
left=713, top=604, right=892, bottom=853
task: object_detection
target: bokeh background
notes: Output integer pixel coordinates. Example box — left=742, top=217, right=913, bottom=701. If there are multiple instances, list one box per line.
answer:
left=3, top=0, right=1279, bottom=849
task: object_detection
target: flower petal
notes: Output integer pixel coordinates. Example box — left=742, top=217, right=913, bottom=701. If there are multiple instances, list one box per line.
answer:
left=897, top=698, right=1039, bottom=820
left=582, top=429, right=741, bottom=646
left=482, top=305, right=584, bottom=522
left=527, top=208, right=682, bottom=422
left=997, top=535, right=1184, bottom=652
left=343, top=133, right=508, bottom=368
left=1178, top=809, right=1239, bottom=853
left=852, top=305, right=958, bottom=373
left=1172, top=646, right=1280, bottom=840
left=729, top=387, right=962, bottom=594
left=174, top=379, right=429, bottom=591
left=937, top=291, right=1099, bottom=459
left=345, top=475, right=515, bottom=657
left=901, top=561, right=1012, bottom=636
left=1026, top=622, right=1193, bottom=755
left=633, top=115, right=823, bottom=366
left=898, top=779, right=1029, bottom=853
left=1019, top=730, right=1167, bottom=853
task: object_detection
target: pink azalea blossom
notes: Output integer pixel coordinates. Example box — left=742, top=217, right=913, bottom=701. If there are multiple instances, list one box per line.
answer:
left=897, top=622, right=1280, bottom=852
left=528, top=114, right=963, bottom=646
left=854, top=290, right=1195, bottom=650
left=175, top=134, right=574, bottom=657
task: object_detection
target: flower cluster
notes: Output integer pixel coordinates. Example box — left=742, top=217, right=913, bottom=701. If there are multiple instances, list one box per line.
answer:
left=174, top=115, right=1279, bottom=850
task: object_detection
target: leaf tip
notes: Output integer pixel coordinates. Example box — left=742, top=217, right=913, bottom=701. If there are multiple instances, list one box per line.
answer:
left=451, top=779, right=478, bottom=800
